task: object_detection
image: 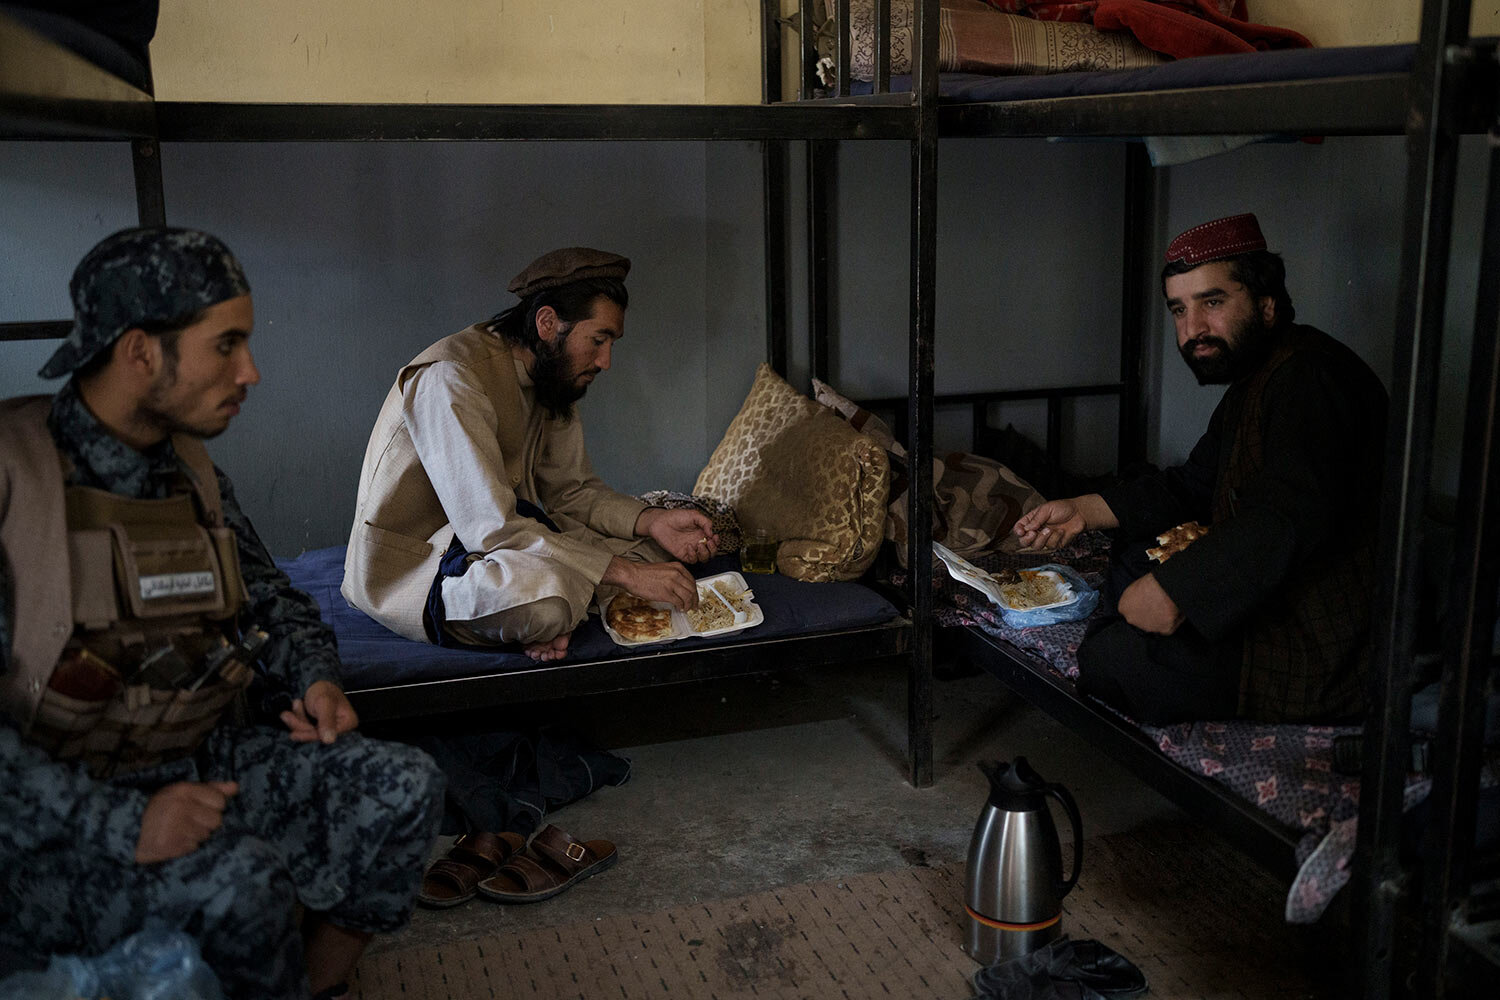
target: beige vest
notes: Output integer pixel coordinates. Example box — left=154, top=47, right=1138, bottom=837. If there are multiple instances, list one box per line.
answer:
left=0, top=396, right=232, bottom=731
left=343, top=324, right=530, bottom=641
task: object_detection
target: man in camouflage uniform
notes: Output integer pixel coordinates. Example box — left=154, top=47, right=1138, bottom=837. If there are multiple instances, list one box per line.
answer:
left=0, top=228, right=445, bottom=1000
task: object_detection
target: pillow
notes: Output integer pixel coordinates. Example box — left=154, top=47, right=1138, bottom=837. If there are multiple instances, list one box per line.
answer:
left=811, top=378, right=1046, bottom=566
left=694, top=365, right=889, bottom=582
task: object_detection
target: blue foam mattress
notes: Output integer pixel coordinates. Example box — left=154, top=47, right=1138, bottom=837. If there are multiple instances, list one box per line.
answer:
left=277, top=546, right=901, bottom=692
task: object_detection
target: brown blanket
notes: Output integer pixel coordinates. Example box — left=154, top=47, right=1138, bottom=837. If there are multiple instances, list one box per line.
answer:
left=821, top=0, right=1166, bottom=83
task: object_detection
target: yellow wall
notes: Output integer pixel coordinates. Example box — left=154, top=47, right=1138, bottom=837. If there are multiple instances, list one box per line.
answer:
left=151, top=0, right=762, bottom=104
left=1252, top=0, right=1499, bottom=46
left=150, top=0, right=1500, bottom=103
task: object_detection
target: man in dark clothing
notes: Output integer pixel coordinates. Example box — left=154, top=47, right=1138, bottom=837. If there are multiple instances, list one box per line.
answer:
left=1013, top=213, right=1387, bottom=724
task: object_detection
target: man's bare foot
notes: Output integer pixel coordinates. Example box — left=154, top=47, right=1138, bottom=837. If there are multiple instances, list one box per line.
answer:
left=523, top=633, right=571, bottom=662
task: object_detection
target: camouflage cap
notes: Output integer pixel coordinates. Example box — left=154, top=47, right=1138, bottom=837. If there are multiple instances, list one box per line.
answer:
left=40, top=227, right=251, bottom=379
left=507, top=247, right=630, bottom=299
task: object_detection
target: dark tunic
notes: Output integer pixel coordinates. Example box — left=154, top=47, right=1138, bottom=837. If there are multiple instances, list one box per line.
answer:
left=1090, top=324, right=1387, bottom=723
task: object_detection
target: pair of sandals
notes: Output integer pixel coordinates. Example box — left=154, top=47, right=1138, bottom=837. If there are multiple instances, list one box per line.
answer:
left=417, top=825, right=618, bottom=908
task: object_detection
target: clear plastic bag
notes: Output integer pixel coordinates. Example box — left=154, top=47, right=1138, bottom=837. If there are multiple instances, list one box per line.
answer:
left=0, top=926, right=224, bottom=1000
left=933, top=543, right=1099, bottom=629
left=994, top=564, right=1099, bottom=629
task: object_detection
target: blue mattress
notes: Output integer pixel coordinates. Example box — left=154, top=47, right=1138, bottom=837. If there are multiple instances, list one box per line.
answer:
left=855, top=43, right=1415, bottom=103
left=277, top=546, right=901, bottom=692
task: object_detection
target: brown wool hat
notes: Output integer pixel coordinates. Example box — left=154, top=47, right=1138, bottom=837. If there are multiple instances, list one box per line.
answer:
left=507, top=247, right=631, bottom=299
left=1164, top=213, right=1268, bottom=267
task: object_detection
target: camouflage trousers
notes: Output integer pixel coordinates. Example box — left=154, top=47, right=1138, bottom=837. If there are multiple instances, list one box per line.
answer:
left=2, top=726, right=444, bottom=1000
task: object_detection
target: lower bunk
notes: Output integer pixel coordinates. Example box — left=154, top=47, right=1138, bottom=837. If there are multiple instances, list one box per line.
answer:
left=277, top=545, right=910, bottom=724
left=933, top=531, right=1431, bottom=925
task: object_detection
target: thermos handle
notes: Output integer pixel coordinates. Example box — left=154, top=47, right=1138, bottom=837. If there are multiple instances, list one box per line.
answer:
left=1047, top=782, right=1084, bottom=897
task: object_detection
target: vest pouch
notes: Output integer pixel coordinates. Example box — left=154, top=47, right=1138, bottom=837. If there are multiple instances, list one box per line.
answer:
left=109, top=521, right=230, bottom=620
left=28, top=685, right=114, bottom=764
left=209, top=525, right=248, bottom=618
left=28, top=657, right=252, bottom=779
left=68, top=529, right=122, bottom=631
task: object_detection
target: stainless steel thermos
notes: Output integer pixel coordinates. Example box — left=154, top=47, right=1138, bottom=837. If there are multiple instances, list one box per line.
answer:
left=963, top=757, right=1083, bottom=964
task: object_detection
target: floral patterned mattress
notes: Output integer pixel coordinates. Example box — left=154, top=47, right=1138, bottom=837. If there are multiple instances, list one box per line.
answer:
left=927, top=531, right=1428, bottom=924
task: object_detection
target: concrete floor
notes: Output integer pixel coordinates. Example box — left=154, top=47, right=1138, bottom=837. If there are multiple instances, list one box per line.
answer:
left=371, top=654, right=1191, bottom=955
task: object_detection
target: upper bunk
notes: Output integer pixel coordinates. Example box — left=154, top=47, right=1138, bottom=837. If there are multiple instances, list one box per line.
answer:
left=0, top=11, right=154, bottom=139
left=7, top=3, right=1495, bottom=146
left=0, top=7, right=916, bottom=144
left=799, top=0, right=1499, bottom=138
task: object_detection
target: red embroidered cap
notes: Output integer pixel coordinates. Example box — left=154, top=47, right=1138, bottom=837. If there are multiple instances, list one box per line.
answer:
left=1164, top=213, right=1267, bottom=266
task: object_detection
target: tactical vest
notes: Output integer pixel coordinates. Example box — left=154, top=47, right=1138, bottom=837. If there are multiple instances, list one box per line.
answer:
left=22, top=437, right=254, bottom=778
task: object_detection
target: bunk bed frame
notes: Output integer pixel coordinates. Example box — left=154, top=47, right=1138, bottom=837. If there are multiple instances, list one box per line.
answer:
left=790, top=0, right=1499, bottom=991
left=0, top=5, right=944, bottom=784
left=3, top=2, right=1498, bottom=992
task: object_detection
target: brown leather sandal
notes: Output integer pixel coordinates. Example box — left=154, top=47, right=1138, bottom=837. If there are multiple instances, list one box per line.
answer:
left=476, top=825, right=618, bottom=904
left=417, top=831, right=526, bottom=908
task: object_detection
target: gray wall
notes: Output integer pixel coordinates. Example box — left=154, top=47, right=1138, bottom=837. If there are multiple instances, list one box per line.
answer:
left=1153, top=134, right=1484, bottom=497
left=2, top=140, right=766, bottom=555
left=2, top=133, right=1486, bottom=555
left=823, top=133, right=1483, bottom=493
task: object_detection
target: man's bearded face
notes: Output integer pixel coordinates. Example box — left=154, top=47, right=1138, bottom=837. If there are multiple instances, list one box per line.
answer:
left=530, top=326, right=593, bottom=418
left=1164, top=261, right=1274, bottom=386
left=1176, top=309, right=1267, bottom=385
left=528, top=297, right=623, bottom=420
left=139, top=295, right=259, bottom=439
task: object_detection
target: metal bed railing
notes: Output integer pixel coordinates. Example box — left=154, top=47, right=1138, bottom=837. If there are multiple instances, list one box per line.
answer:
left=9, top=10, right=1500, bottom=985
left=0, top=4, right=942, bottom=787
left=1353, top=0, right=1500, bottom=993
left=776, top=2, right=1500, bottom=993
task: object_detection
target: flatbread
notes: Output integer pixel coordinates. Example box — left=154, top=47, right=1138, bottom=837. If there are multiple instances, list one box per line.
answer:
left=1146, top=521, right=1210, bottom=563
left=606, top=593, right=676, bottom=642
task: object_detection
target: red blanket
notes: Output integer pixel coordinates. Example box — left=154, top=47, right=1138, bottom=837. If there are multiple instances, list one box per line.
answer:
left=981, top=0, right=1312, bottom=58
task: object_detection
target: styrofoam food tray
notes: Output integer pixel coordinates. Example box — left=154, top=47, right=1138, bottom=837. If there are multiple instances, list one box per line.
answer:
left=932, top=542, right=1075, bottom=612
left=601, top=571, right=764, bottom=647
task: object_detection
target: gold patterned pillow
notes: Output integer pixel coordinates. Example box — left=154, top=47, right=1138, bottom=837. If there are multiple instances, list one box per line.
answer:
left=694, top=364, right=890, bottom=582
left=811, top=377, right=1047, bottom=566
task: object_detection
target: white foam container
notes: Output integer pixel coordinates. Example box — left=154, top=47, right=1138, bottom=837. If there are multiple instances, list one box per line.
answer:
left=933, top=542, right=1075, bottom=612
left=601, top=571, right=764, bottom=647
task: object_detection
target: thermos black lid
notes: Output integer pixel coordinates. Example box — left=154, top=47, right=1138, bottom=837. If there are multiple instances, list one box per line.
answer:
left=978, top=757, right=1049, bottom=811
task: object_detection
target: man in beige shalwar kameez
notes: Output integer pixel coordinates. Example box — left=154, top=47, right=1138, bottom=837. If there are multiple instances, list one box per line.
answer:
left=344, top=248, right=716, bottom=662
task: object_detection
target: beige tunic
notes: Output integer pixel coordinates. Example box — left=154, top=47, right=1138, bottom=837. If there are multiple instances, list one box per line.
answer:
left=343, top=324, right=656, bottom=642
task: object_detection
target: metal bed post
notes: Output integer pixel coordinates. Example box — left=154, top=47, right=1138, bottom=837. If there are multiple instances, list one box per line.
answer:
left=798, top=2, right=816, bottom=101
left=906, top=0, right=939, bottom=788
left=1354, top=0, right=1475, bottom=992
left=132, top=139, right=166, bottom=227
left=874, top=0, right=891, bottom=95
left=1118, top=143, right=1151, bottom=472
left=131, top=55, right=166, bottom=228
left=808, top=139, right=833, bottom=383
left=765, top=144, right=789, bottom=375
left=808, top=0, right=851, bottom=385
left=835, top=0, right=852, bottom=98
left=762, top=1, right=789, bottom=375
left=1413, top=88, right=1500, bottom=997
